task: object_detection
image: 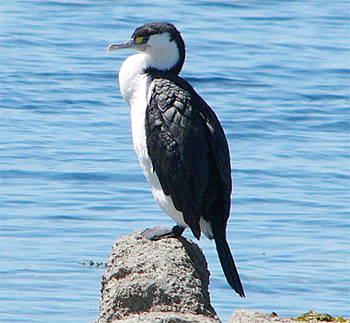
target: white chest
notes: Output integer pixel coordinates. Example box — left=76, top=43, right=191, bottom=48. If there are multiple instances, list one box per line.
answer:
left=119, top=54, right=150, bottom=165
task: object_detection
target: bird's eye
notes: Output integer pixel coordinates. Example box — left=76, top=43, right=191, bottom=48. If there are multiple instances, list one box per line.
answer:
left=135, top=36, right=149, bottom=44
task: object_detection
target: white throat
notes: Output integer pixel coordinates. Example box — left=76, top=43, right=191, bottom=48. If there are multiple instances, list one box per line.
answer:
left=118, top=53, right=150, bottom=106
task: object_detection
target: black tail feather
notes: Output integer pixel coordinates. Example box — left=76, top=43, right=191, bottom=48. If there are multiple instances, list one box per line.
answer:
left=214, top=237, right=245, bottom=298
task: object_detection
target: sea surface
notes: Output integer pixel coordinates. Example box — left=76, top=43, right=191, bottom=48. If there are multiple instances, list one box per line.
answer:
left=1, top=1, right=349, bottom=322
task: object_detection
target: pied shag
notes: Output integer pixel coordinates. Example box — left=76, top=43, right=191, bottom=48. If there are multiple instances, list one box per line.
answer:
left=108, top=22, right=245, bottom=297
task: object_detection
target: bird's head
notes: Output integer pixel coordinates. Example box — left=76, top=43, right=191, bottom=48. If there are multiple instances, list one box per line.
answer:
left=108, top=22, right=185, bottom=75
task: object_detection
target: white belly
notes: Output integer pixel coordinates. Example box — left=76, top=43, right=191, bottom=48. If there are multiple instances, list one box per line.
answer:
left=133, top=108, right=213, bottom=238
left=130, top=95, right=188, bottom=229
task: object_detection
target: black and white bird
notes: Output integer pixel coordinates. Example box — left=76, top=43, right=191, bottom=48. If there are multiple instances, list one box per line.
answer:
left=108, top=22, right=245, bottom=297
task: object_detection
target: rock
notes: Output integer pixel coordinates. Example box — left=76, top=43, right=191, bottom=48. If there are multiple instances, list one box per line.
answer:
left=95, top=228, right=221, bottom=323
left=228, top=309, right=294, bottom=323
left=93, top=229, right=348, bottom=323
left=228, top=309, right=350, bottom=323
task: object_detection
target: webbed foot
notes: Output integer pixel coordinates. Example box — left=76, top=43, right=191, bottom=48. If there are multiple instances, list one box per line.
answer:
left=137, top=225, right=185, bottom=241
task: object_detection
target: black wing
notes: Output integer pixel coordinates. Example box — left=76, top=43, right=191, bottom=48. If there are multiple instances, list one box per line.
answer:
left=145, top=74, right=232, bottom=239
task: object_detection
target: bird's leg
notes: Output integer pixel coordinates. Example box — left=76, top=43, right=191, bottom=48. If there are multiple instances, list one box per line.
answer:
left=137, top=225, right=185, bottom=241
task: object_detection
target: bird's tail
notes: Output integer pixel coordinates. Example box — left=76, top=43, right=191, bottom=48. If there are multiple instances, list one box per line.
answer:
left=214, top=237, right=245, bottom=298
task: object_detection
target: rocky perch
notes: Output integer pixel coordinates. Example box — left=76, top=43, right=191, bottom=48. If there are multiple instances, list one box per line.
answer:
left=93, top=229, right=348, bottom=323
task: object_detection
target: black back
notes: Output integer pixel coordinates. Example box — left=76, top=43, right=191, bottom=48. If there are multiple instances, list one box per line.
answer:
left=145, top=72, right=232, bottom=239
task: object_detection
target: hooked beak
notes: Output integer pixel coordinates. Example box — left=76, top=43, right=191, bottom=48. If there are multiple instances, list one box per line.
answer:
left=107, top=39, right=147, bottom=52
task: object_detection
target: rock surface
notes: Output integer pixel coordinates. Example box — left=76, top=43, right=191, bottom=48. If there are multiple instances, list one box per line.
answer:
left=95, top=228, right=221, bottom=323
left=228, top=309, right=294, bottom=323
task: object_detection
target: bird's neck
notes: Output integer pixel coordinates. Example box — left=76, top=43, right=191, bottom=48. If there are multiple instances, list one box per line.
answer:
left=118, top=53, right=151, bottom=107
left=118, top=51, right=181, bottom=107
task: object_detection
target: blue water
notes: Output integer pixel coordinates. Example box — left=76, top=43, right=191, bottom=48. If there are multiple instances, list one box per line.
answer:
left=1, top=1, right=349, bottom=322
